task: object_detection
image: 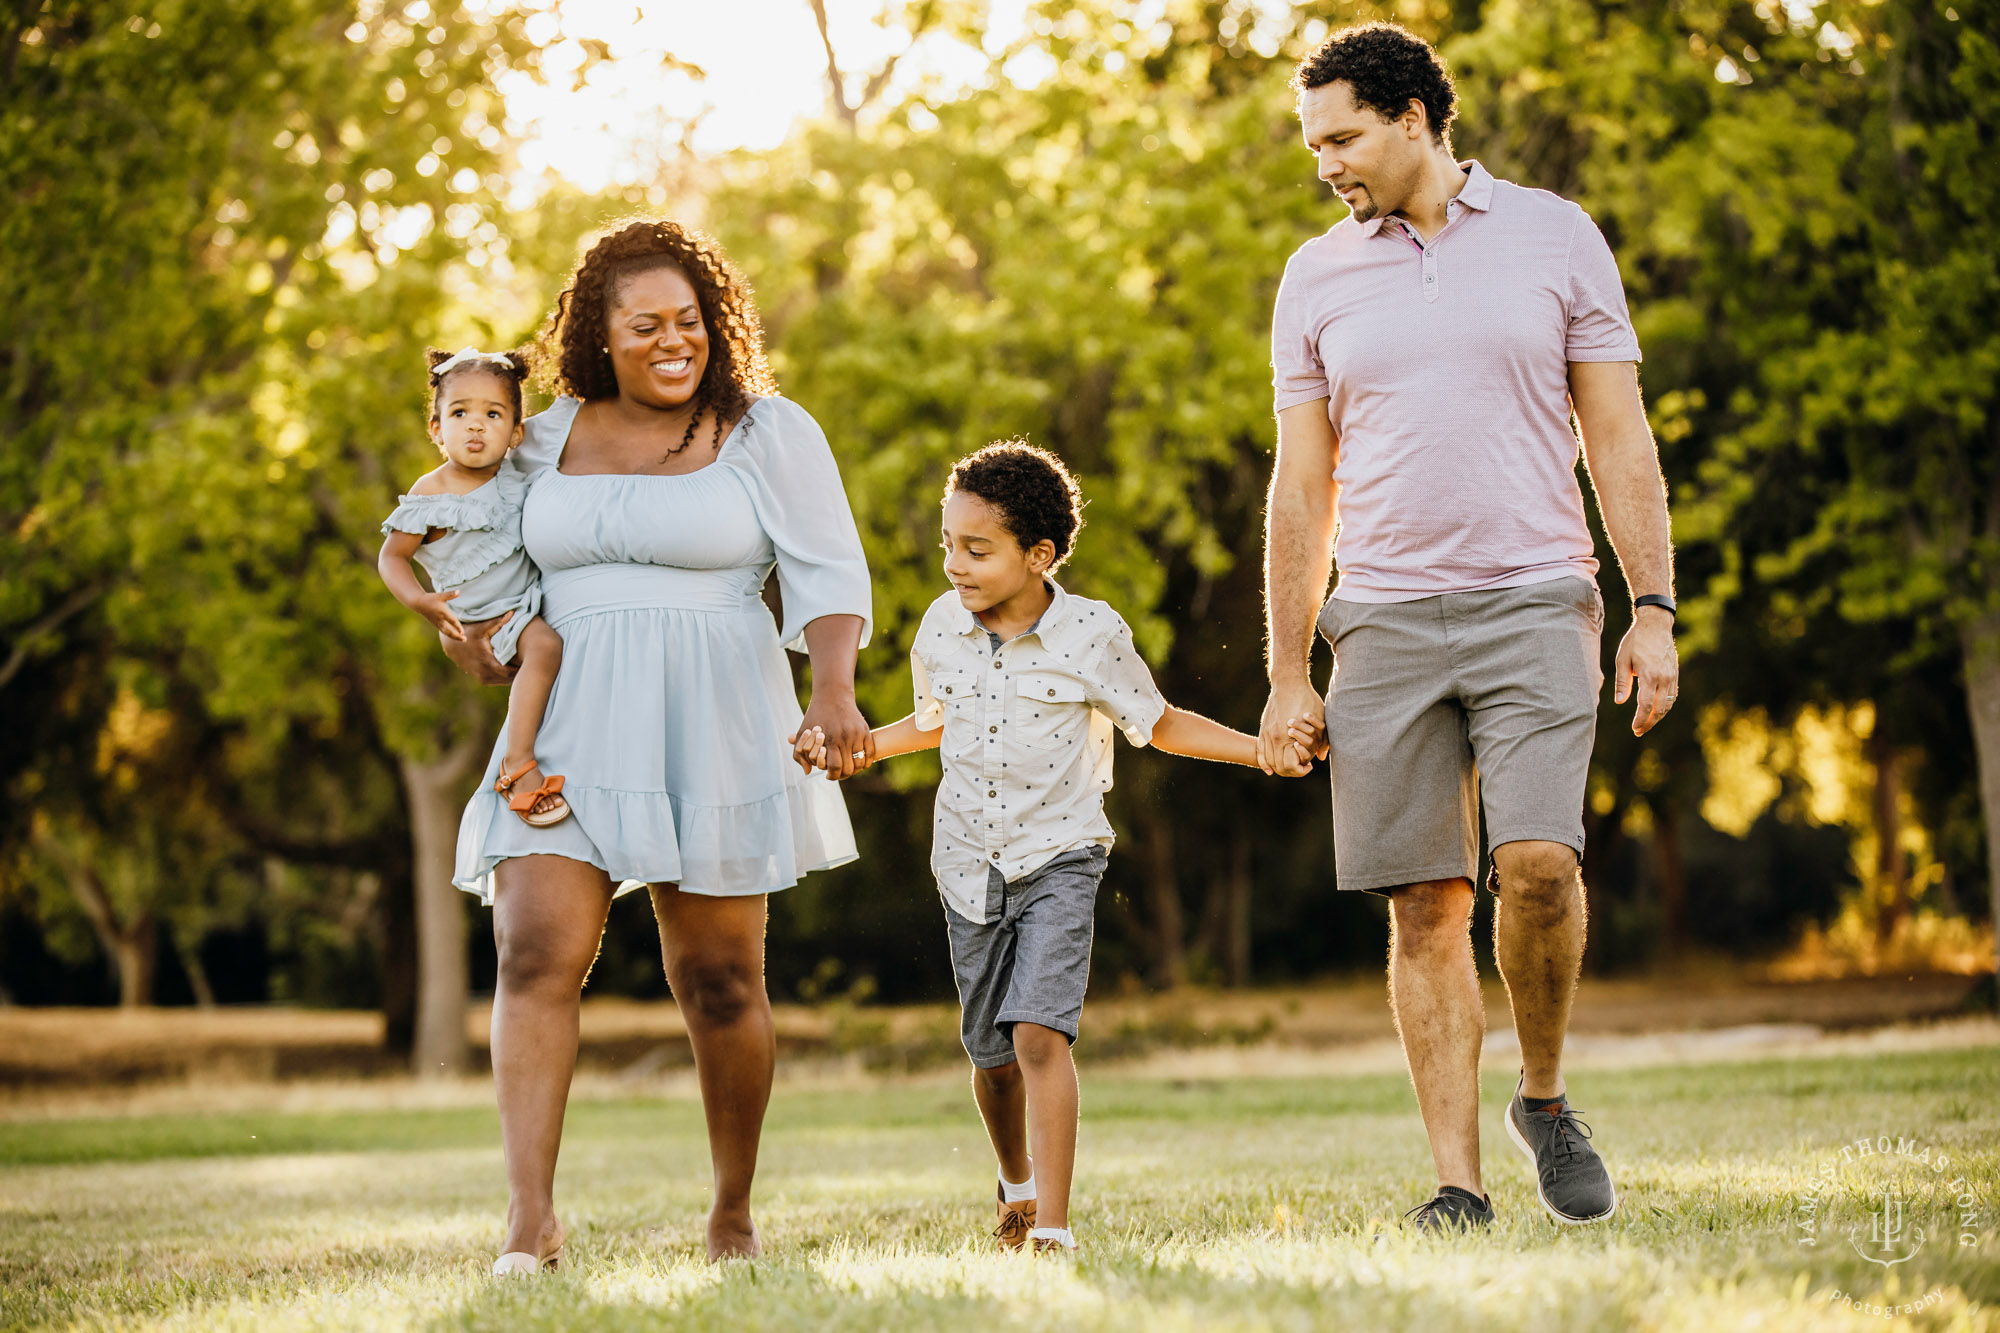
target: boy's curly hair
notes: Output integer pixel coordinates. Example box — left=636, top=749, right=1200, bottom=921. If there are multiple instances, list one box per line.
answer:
left=946, top=440, right=1085, bottom=569
left=426, top=347, right=532, bottom=424
left=537, top=219, right=777, bottom=434
left=1292, top=22, right=1457, bottom=146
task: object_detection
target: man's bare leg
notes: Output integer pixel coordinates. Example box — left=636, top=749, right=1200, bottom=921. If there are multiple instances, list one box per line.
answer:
left=1387, top=877, right=1485, bottom=1195
left=1489, top=840, right=1586, bottom=1100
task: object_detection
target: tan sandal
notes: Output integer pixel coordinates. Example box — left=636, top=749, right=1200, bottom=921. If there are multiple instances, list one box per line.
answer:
left=495, top=761, right=571, bottom=828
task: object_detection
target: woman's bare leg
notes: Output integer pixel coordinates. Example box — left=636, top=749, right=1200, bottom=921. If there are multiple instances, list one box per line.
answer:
left=649, top=885, right=774, bottom=1261
left=491, top=854, right=614, bottom=1259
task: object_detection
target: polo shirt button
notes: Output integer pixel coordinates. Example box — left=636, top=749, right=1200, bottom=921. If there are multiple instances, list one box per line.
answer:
left=1046, top=688, right=1056, bottom=697
left=943, top=686, right=953, bottom=694
left=987, top=790, right=997, bottom=798
left=990, top=852, right=1000, bottom=861
left=989, top=725, right=997, bottom=734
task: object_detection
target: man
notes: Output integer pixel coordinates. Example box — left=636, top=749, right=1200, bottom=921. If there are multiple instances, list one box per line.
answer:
left=1257, top=23, right=1680, bottom=1232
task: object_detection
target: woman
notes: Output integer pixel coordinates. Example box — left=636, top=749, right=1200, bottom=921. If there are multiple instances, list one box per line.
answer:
left=442, top=220, right=875, bottom=1270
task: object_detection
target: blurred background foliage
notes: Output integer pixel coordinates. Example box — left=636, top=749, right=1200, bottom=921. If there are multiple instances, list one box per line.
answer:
left=2, top=0, right=1995, bottom=1057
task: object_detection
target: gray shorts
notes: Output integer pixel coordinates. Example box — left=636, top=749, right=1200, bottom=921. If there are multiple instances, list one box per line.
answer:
left=944, top=846, right=1107, bottom=1068
left=1318, top=576, right=1604, bottom=895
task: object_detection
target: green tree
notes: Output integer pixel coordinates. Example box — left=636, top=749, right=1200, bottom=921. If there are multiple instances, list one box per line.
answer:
left=1, top=0, right=548, bottom=1050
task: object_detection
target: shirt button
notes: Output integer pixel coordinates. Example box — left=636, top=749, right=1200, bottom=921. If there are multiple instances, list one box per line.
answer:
left=987, top=790, right=997, bottom=798
left=1047, top=689, right=1056, bottom=697
left=943, top=685, right=953, bottom=694
left=989, top=725, right=998, bottom=734
left=990, top=852, right=1000, bottom=861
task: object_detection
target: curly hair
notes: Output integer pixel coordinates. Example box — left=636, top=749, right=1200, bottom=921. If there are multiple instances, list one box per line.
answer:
left=1291, top=22, right=1457, bottom=145
left=426, top=347, right=531, bottom=425
left=946, top=440, right=1085, bottom=569
left=538, top=219, right=777, bottom=440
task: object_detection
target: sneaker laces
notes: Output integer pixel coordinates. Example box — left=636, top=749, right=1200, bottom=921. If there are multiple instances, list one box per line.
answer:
left=993, top=1207, right=1032, bottom=1245
left=1536, top=1101, right=1596, bottom=1174
left=1402, top=1192, right=1479, bottom=1228
left=1402, top=1195, right=1448, bottom=1227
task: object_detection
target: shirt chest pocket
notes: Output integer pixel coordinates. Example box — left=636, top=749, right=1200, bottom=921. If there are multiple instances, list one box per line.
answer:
left=1014, top=672, right=1088, bottom=749
left=927, top=669, right=980, bottom=725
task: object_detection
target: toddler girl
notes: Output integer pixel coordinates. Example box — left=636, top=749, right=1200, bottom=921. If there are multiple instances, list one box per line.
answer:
left=377, top=347, right=568, bottom=826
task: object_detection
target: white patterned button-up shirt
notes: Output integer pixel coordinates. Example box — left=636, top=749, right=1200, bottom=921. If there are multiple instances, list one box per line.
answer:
left=911, top=581, right=1168, bottom=923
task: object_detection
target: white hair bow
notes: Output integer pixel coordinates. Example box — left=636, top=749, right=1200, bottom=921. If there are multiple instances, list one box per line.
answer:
left=432, top=346, right=514, bottom=376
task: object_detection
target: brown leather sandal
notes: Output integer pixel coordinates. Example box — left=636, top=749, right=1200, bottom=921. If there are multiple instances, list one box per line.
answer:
left=495, top=761, right=571, bottom=828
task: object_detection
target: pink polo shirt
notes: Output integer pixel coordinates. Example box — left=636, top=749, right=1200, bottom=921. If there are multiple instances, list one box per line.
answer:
left=1271, top=160, right=1640, bottom=603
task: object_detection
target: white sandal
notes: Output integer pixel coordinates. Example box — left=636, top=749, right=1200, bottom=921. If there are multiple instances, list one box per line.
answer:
left=491, top=1236, right=563, bottom=1275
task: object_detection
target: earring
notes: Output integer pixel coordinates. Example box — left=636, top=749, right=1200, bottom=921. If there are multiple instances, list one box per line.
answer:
left=600, top=346, right=609, bottom=353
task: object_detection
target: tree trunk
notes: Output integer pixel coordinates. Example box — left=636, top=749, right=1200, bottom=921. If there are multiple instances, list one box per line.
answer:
left=1961, top=612, right=2000, bottom=993
left=173, top=925, right=216, bottom=1008
left=33, top=825, right=157, bottom=1006
left=111, top=912, right=157, bottom=1008
left=400, top=740, right=480, bottom=1077
left=1146, top=813, right=1186, bottom=989
left=1869, top=720, right=1909, bottom=944
left=1652, top=800, right=1686, bottom=955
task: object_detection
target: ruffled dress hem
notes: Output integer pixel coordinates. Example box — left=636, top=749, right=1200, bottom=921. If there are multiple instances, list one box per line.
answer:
left=453, top=776, right=858, bottom=905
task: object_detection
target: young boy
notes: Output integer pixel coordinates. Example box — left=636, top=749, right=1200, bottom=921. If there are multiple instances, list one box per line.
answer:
left=799, top=441, right=1307, bottom=1254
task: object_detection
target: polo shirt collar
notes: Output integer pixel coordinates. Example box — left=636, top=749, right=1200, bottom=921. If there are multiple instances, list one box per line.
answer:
left=1359, top=159, right=1495, bottom=237
left=945, top=578, right=1076, bottom=648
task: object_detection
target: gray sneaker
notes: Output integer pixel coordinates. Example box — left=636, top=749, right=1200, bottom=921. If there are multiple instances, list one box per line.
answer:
left=1402, top=1185, right=1495, bottom=1234
left=1504, top=1076, right=1617, bottom=1223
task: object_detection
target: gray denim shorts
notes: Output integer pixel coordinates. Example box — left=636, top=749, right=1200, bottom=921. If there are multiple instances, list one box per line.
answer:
left=944, top=845, right=1107, bottom=1068
left=1318, top=576, right=1604, bottom=895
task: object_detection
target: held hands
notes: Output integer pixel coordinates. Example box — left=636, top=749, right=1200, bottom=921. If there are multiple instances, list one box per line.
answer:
left=789, top=691, right=874, bottom=779
left=1616, top=607, right=1680, bottom=736
left=415, top=589, right=466, bottom=641
left=1257, top=680, right=1327, bottom=777
left=788, top=724, right=875, bottom=777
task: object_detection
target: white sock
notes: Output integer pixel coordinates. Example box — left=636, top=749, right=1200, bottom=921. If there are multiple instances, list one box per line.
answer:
left=1028, top=1226, right=1075, bottom=1250
left=999, top=1159, right=1036, bottom=1203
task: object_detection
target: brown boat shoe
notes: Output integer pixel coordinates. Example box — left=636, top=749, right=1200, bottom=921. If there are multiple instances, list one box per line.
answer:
left=993, top=1182, right=1037, bottom=1251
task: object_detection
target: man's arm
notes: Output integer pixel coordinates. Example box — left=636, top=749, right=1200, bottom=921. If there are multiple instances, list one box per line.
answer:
left=1571, top=359, right=1679, bottom=737
left=1258, top=399, right=1341, bottom=775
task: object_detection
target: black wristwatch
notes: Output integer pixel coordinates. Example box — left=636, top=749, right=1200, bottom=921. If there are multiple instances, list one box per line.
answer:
left=1633, top=593, right=1677, bottom=620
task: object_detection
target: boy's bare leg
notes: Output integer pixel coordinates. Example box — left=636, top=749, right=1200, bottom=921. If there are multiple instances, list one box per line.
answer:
left=501, top=618, right=564, bottom=811
left=1012, top=1023, right=1078, bottom=1229
left=972, top=1060, right=1033, bottom=1184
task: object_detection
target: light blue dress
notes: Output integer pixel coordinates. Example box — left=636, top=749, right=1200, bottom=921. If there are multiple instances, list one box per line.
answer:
left=380, top=457, right=539, bottom=665
left=451, top=395, right=872, bottom=903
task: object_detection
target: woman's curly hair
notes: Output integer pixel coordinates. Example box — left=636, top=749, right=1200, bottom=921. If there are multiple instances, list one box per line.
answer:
left=946, top=440, right=1085, bottom=569
left=1292, top=22, right=1457, bottom=146
left=425, top=347, right=532, bottom=425
left=538, top=219, right=777, bottom=431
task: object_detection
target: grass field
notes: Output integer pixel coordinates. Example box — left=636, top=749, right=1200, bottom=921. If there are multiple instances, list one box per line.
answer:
left=2, top=1048, right=1995, bottom=1331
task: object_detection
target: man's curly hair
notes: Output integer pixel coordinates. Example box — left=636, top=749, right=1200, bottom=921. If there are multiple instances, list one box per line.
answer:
left=425, top=347, right=531, bottom=425
left=538, top=219, right=777, bottom=428
left=946, top=440, right=1084, bottom=570
left=1292, top=22, right=1457, bottom=146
